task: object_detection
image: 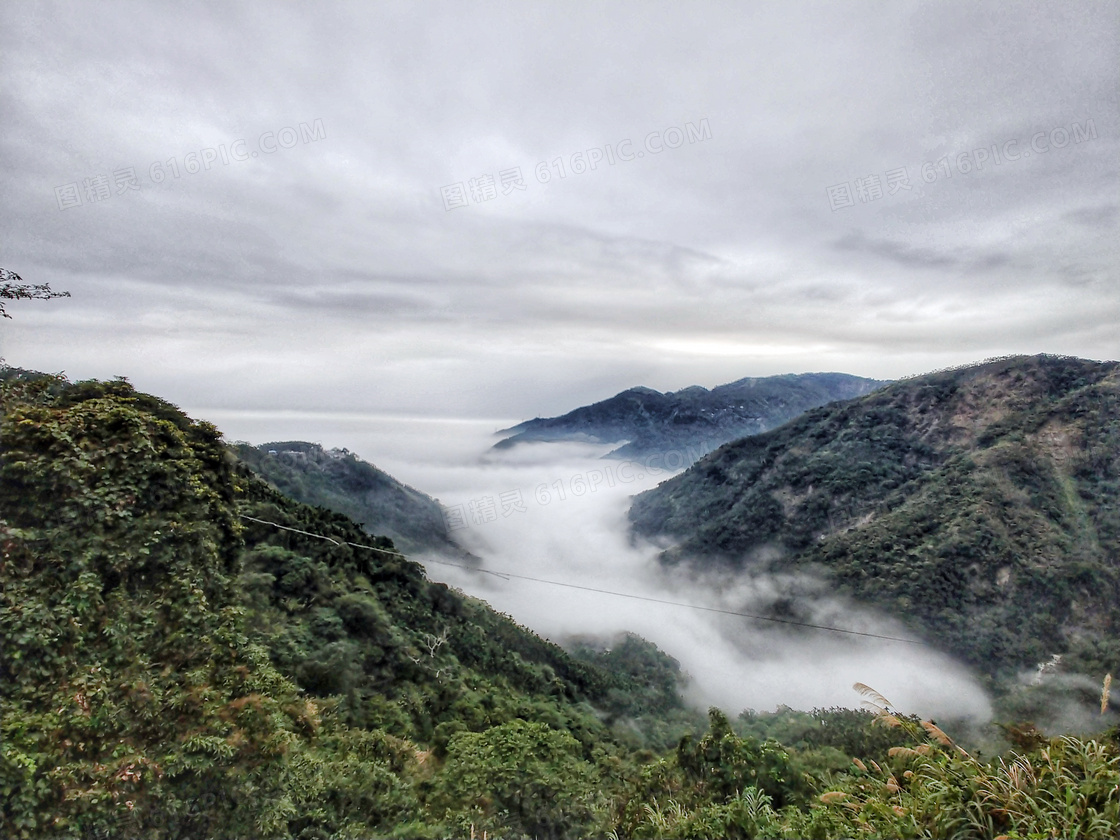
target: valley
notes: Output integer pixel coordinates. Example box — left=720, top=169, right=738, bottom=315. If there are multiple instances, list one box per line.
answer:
left=2, top=358, right=1117, bottom=838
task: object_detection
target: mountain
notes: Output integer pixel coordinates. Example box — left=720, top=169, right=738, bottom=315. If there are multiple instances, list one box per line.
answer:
left=3, top=366, right=1117, bottom=839
left=0, top=370, right=692, bottom=838
left=494, top=372, right=887, bottom=461
left=629, top=354, right=1120, bottom=682
left=233, top=440, right=467, bottom=559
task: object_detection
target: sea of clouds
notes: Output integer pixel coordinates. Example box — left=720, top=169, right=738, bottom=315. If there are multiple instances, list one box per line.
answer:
left=208, top=408, right=992, bottom=721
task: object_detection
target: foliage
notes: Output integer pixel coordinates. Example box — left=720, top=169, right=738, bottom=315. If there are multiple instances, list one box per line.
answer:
left=4, top=367, right=1119, bottom=838
left=0, top=374, right=304, bottom=837
left=615, top=694, right=1120, bottom=840
left=736, top=706, right=919, bottom=765
left=802, top=710, right=1120, bottom=839
left=428, top=719, right=604, bottom=839
left=631, top=355, right=1120, bottom=685
left=233, top=440, right=463, bottom=557
left=607, top=708, right=802, bottom=838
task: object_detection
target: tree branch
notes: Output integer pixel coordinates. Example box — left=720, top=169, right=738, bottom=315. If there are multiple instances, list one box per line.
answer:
left=0, top=268, right=71, bottom=318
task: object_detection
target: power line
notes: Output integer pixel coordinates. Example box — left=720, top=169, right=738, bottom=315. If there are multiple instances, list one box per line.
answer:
left=238, top=514, right=512, bottom=579
left=239, top=514, right=366, bottom=548
left=453, top=574, right=927, bottom=645
left=238, top=514, right=928, bottom=646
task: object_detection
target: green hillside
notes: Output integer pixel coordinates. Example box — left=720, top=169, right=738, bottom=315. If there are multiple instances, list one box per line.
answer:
left=0, top=370, right=690, bottom=838
left=232, top=440, right=468, bottom=559
left=630, top=355, right=1120, bottom=684
left=3, top=365, right=1117, bottom=839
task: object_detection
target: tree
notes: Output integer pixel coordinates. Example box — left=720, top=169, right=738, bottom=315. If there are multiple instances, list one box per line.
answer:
left=431, top=719, right=602, bottom=838
left=0, top=268, right=70, bottom=319
left=0, top=376, right=305, bottom=838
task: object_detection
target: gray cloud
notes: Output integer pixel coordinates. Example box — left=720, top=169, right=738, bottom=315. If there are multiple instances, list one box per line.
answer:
left=0, top=1, right=1116, bottom=411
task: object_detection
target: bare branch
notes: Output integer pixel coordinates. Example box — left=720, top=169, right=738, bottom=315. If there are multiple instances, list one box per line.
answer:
left=0, top=268, right=71, bottom=318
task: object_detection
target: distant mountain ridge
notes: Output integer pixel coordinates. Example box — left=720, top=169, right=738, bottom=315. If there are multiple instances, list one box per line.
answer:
left=233, top=440, right=469, bottom=559
left=629, top=354, right=1120, bottom=682
left=494, top=372, right=888, bottom=460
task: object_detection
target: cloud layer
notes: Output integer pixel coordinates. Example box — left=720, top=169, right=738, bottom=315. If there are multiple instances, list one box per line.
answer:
left=1, top=1, right=1116, bottom=418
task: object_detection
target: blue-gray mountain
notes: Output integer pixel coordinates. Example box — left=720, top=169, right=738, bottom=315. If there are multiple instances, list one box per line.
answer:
left=494, top=372, right=887, bottom=461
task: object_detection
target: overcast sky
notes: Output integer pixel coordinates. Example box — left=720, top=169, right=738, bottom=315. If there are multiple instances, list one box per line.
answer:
left=2, top=1, right=1117, bottom=421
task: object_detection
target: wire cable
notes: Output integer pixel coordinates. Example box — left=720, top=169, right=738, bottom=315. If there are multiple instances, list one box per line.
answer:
left=238, top=514, right=928, bottom=646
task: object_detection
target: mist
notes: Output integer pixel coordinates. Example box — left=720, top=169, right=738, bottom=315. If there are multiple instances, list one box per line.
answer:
left=209, top=407, right=992, bottom=722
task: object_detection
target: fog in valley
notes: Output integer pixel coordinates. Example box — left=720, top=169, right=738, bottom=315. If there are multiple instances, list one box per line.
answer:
left=208, top=407, right=993, bottom=722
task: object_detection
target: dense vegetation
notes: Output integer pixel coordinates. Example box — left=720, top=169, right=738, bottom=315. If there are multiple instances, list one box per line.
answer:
left=3, top=365, right=1118, bottom=838
left=0, top=369, right=702, bottom=837
left=495, top=373, right=885, bottom=461
left=232, top=440, right=467, bottom=558
left=631, top=355, right=1120, bottom=688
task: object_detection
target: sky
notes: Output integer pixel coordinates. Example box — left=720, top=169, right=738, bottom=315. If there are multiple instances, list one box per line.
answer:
left=2, top=0, right=1117, bottom=422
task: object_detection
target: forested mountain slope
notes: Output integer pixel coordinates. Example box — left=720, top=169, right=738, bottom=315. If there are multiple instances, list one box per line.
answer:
left=630, top=355, right=1120, bottom=679
left=0, top=371, right=687, bottom=838
left=3, top=365, right=1117, bottom=839
left=233, top=440, right=467, bottom=558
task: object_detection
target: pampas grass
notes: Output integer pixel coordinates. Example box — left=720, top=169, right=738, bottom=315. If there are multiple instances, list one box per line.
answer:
left=921, top=720, right=954, bottom=747
left=853, top=682, right=894, bottom=714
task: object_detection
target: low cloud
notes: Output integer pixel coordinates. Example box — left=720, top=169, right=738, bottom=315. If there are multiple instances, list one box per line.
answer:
left=394, top=433, right=993, bottom=721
